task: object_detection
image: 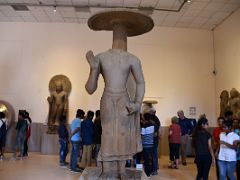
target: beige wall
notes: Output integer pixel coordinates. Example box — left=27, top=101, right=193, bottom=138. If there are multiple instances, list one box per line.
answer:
left=214, top=9, right=240, bottom=116
left=0, top=22, right=216, bottom=125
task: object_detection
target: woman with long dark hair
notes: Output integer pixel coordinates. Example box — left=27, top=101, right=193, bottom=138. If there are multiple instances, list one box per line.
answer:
left=192, top=117, right=215, bottom=180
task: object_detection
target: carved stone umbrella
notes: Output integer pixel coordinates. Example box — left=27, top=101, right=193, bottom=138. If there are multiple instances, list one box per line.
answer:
left=88, top=10, right=154, bottom=50
left=81, top=10, right=154, bottom=180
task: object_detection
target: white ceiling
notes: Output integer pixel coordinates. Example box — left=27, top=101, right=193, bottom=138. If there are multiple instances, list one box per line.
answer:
left=0, top=0, right=239, bottom=30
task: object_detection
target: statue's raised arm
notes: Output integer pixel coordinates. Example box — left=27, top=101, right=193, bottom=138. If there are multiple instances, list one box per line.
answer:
left=85, top=50, right=100, bottom=94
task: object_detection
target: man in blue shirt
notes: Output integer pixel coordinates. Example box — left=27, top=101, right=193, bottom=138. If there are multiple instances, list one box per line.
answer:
left=177, top=110, right=192, bottom=166
left=70, top=109, right=85, bottom=173
left=81, top=110, right=94, bottom=168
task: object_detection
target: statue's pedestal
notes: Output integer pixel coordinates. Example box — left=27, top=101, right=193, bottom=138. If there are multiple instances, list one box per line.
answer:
left=41, top=133, right=59, bottom=154
left=79, top=167, right=148, bottom=180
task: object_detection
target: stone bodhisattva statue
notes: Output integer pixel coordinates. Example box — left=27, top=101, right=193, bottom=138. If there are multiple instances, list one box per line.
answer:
left=47, top=75, right=71, bottom=133
left=220, top=88, right=240, bottom=118
left=229, top=88, right=240, bottom=118
left=220, top=90, right=230, bottom=117
left=85, top=11, right=154, bottom=179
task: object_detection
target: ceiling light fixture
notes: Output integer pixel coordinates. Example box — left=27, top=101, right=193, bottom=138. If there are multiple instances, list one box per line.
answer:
left=187, top=0, right=191, bottom=2
left=53, top=0, right=57, bottom=13
left=53, top=5, right=57, bottom=12
left=11, top=4, right=29, bottom=11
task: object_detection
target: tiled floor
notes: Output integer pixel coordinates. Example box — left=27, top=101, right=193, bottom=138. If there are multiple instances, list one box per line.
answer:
left=0, top=153, right=217, bottom=180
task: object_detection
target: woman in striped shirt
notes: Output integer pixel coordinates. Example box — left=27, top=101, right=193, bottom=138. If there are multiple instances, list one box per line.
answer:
left=141, top=113, right=156, bottom=177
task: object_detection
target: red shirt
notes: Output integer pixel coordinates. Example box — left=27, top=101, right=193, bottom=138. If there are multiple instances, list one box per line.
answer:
left=169, top=124, right=181, bottom=144
left=213, top=127, right=223, bottom=142
left=213, top=127, right=223, bottom=152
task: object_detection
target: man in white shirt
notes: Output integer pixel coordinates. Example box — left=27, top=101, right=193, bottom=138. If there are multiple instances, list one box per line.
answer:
left=218, top=120, right=239, bottom=180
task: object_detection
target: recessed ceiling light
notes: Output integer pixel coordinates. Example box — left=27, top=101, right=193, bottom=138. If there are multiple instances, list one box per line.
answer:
left=11, top=5, right=29, bottom=11
left=53, top=5, right=57, bottom=12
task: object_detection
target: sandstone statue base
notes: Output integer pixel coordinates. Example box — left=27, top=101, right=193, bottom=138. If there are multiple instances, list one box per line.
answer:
left=79, top=167, right=148, bottom=180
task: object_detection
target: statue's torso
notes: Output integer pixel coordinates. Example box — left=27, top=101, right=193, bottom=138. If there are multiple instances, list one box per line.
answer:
left=97, top=49, right=139, bottom=92
left=52, top=91, right=66, bottom=105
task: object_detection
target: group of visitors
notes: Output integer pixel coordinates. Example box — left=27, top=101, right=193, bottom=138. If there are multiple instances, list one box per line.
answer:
left=57, top=107, right=162, bottom=177
left=212, top=111, right=240, bottom=180
left=170, top=110, right=240, bottom=180
left=167, top=109, right=240, bottom=180
left=0, top=110, right=32, bottom=160
left=1, top=106, right=240, bottom=180
left=57, top=109, right=102, bottom=173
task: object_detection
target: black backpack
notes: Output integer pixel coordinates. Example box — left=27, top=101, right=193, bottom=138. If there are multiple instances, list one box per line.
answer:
left=0, top=119, right=7, bottom=138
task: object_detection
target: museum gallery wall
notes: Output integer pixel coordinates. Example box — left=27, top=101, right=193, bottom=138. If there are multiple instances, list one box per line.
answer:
left=214, top=9, right=240, bottom=116
left=0, top=9, right=239, bottom=154
left=0, top=24, right=215, bottom=125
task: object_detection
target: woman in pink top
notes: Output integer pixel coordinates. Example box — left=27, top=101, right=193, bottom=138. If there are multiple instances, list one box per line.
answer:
left=168, top=116, right=181, bottom=169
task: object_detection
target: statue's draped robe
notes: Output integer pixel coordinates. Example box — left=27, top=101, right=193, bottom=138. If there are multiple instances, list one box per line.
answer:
left=97, top=50, right=142, bottom=161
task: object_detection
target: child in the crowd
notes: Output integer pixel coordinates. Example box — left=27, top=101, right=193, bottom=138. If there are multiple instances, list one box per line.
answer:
left=168, top=116, right=181, bottom=169
left=58, top=115, right=69, bottom=167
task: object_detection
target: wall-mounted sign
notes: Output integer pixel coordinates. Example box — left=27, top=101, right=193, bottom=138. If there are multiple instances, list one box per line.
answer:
left=189, top=106, right=196, bottom=116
